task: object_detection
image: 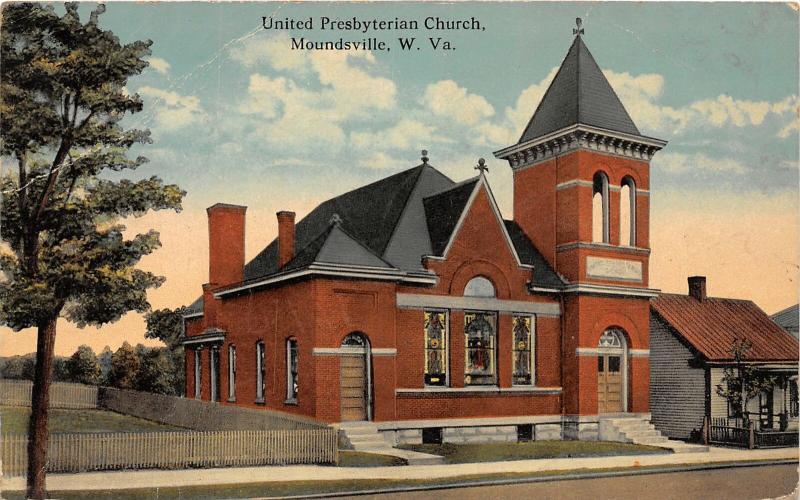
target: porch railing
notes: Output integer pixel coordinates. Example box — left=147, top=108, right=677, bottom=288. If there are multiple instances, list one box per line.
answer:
left=705, top=417, right=799, bottom=449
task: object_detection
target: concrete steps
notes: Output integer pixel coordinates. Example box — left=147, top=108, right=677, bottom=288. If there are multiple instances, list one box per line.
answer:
left=600, top=417, right=674, bottom=447
left=337, top=421, right=444, bottom=465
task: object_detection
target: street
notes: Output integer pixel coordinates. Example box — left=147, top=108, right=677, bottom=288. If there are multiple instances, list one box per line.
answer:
left=344, top=464, right=799, bottom=500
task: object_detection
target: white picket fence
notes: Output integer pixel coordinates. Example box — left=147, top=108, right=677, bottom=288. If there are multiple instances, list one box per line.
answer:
left=0, top=380, right=98, bottom=409
left=1, top=429, right=338, bottom=476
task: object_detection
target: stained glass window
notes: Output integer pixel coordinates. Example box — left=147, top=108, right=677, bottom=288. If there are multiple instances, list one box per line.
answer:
left=424, top=311, right=447, bottom=386
left=598, top=329, right=623, bottom=348
left=512, top=315, right=533, bottom=386
left=464, top=312, right=496, bottom=385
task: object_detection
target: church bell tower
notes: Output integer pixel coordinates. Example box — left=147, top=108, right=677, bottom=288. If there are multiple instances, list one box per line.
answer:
left=494, top=20, right=666, bottom=416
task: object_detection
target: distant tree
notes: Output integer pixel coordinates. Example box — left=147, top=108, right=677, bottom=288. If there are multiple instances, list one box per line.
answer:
left=107, top=341, right=140, bottom=390
left=135, top=346, right=177, bottom=395
left=0, top=4, right=183, bottom=496
left=716, top=338, right=776, bottom=426
left=65, top=345, right=101, bottom=385
left=51, top=356, right=70, bottom=382
left=98, top=345, right=113, bottom=381
left=145, top=307, right=187, bottom=394
left=1, top=354, right=36, bottom=380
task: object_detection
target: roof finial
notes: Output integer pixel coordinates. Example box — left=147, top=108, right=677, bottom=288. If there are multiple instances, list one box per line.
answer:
left=475, top=158, right=489, bottom=175
left=573, top=18, right=584, bottom=37
left=421, top=149, right=429, bottom=165
left=329, top=213, right=342, bottom=226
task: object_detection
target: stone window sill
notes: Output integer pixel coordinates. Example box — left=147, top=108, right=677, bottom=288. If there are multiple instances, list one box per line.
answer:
left=254, top=398, right=265, bottom=405
left=284, top=398, right=298, bottom=406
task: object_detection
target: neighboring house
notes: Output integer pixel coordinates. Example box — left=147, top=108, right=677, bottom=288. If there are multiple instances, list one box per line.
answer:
left=771, top=304, right=799, bottom=339
left=650, top=277, right=799, bottom=441
left=181, top=28, right=669, bottom=443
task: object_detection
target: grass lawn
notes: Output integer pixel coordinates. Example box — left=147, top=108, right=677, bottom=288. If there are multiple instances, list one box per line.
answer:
left=337, top=450, right=407, bottom=467
left=0, top=406, right=183, bottom=434
left=399, top=440, right=669, bottom=464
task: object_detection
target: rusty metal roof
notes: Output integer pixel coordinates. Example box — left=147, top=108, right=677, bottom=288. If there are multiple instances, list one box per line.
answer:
left=651, top=293, right=799, bottom=362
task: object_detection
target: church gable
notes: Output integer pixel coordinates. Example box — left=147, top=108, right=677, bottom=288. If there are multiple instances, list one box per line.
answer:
left=437, top=177, right=523, bottom=268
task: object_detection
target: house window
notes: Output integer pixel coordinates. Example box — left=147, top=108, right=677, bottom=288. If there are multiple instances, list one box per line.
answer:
left=424, top=310, right=448, bottom=386
left=620, top=176, right=636, bottom=247
left=193, top=349, right=201, bottom=399
left=209, top=347, right=220, bottom=402
left=790, top=380, right=798, bottom=418
left=228, top=345, right=236, bottom=401
left=286, top=338, right=298, bottom=402
left=255, top=341, right=265, bottom=402
left=592, top=171, right=610, bottom=243
left=464, top=312, right=496, bottom=386
left=512, top=315, right=534, bottom=386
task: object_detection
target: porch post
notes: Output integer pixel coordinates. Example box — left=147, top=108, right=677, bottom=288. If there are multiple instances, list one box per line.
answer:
left=747, top=420, right=755, bottom=449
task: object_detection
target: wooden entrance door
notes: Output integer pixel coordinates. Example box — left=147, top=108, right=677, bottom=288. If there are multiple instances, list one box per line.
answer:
left=340, top=353, right=367, bottom=421
left=597, top=354, right=623, bottom=413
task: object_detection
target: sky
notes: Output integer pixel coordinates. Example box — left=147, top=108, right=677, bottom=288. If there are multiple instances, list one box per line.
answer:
left=1, top=1, right=798, bottom=356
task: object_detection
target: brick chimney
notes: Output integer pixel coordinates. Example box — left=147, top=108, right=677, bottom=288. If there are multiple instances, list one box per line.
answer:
left=688, top=276, right=706, bottom=301
left=277, top=211, right=296, bottom=268
left=207, top=203, right=247, bottom=286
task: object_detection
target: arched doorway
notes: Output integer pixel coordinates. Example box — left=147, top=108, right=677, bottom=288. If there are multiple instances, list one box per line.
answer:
left=340, top=333, right=372, bottom=422
left=597, top=328, right=627, bottom=413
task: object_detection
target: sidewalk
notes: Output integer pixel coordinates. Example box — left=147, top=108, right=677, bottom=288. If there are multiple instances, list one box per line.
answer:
left=1, top=445, right=797, bottom=492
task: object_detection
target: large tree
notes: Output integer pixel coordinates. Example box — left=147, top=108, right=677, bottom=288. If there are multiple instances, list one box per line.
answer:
left=0, top=4, right=184, bottom=497
left=716, top=338, right=776, bottom=426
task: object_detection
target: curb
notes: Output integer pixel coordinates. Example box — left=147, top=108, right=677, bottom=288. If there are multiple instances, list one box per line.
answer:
left=265, top=459, right=799, bottom=499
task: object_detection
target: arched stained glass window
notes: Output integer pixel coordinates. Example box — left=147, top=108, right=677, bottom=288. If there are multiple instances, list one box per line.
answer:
left=464, top=276, right=495, bottom=297
left=512, top=315, right=534, bottom=386
left=424, top=311, right=447, bottom=386
left=598, top=329, right=623, bottom=349
left=464, top=312, right=496, bottom=385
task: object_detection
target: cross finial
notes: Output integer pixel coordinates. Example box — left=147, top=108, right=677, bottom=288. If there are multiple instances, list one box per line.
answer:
left=475, top=158, right=489, bottom=175
left=421, top=149, right=429, bottom=165
left=573, top=17, right=584, bottom=36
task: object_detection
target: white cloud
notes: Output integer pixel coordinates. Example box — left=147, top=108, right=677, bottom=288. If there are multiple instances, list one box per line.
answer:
left=350, top=119, right=437, bottom=151
left=654, top=152, right=748, bottom=175
left=233, top=34, right=397, bottom=149
left=137, top=86, right=206, bottom=131
left=422, top=80, right=495, bottom=125
left=146, top=57, right=171, bottom=75
left=604, top=70, right=797, bottom=136
left=504, top=67, right=559, bottom=134
left=356, top=152, right=397, bottom=170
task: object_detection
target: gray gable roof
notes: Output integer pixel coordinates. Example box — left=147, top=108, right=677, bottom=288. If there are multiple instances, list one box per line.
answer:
left=187, top=163, right=564, bottom=312
left=519, top=35, right=640, bottom=143
left=244, top=164, right=436, bottom=280
left=423, top=178, right=480, bottom=256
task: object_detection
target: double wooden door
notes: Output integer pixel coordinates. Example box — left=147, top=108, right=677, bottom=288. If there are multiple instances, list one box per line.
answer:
left=597, top=354, right=623, bottom=413
left=340, top=353, right=368, bottom=421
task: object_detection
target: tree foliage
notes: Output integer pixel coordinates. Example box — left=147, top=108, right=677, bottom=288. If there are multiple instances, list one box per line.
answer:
left=0, top=4, right=184, bottom=496
left=716, top=338, right=776, bottom=425
left=135, top=346, right=177, bottom=395
left=106, top=341, right=140, bottom=390
left=65, top=344, right=101, bottom=385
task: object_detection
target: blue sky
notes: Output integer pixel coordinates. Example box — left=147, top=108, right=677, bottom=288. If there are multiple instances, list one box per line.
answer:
left=2, top=2, right=798, bottom=355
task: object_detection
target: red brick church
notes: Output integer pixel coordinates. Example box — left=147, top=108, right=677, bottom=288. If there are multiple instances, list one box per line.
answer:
left=182, top=29, right=668, bottom=443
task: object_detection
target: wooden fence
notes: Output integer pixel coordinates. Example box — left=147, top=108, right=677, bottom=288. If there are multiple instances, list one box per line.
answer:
left=0, top=380, right=98, bottom=409
left=1, top=429, right=338, bottom=476
left=707, top=417, right=798, bottom=448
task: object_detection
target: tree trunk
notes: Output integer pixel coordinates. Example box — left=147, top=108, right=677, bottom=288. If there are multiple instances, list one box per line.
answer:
left=26, top=316, right=57, bottom=499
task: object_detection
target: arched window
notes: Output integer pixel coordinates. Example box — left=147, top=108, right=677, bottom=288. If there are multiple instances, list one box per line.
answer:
left=286, top=338, right=298, bottom=402
left=592, top=172, right=609, bottom=243
left=620, top=177, right=636, bottom=247
left=464, top=276, right=495, bottom=297
left=255, top=341, right=265, bottom=402
left=228, top=344, right=236, bottom=402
